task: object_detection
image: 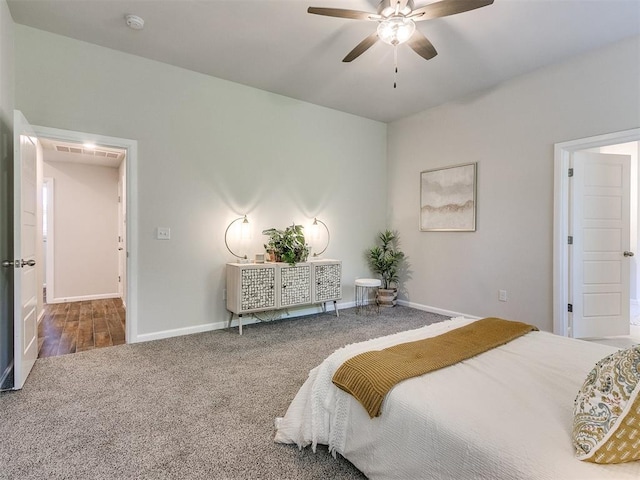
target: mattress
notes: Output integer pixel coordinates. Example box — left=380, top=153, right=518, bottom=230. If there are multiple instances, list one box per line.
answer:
left=274, top=317, right=640, bottom=479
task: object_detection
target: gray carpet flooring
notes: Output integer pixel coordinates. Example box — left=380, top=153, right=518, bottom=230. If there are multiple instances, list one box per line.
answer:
left=0, top=306, right=448, bottom=480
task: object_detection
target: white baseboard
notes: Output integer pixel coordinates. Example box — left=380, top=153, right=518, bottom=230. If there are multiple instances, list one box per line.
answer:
left=47, top=293, right=121, bottom=304
left=134, top=301, right=351, bottom=343
left=135, top=321, right=225, bottom=343
left=134, top=300, right=481, bottom=344
left=396, top=299, right=482, bottom=320
left=337, top=300, right=356, bottom=310
left=131, top=300, right=476, bottom=344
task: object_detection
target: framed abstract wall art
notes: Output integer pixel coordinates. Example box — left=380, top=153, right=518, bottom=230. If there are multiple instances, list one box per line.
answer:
left=420, top=162, right=477, bottom=232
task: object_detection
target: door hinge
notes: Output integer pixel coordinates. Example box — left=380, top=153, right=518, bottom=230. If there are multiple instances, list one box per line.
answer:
left=568, top=303, right=573, bottom=312
left=568, top=168, right=574, bottom=177
left=118, top=275, right=121, bottom=282
left=568, top=236, right=573, bottom=245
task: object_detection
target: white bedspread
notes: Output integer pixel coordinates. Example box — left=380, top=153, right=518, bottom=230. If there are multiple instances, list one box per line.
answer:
left=274, top=317, right=640, bottom=479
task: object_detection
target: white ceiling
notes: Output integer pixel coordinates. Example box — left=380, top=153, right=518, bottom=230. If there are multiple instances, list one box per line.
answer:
left=7, top=0, right=640, bottom=123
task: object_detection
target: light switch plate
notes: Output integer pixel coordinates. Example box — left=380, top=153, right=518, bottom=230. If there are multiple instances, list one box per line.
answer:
left=157, top=227, right=171, bottom=240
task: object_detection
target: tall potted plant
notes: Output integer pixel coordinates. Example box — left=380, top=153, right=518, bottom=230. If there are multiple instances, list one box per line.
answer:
left=366, top=230, right=405, bottom=307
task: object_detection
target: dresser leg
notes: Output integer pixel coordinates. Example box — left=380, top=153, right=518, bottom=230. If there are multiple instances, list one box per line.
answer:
left=228, top=311, right=243, bottom=335
left=334, top=300, right=339, bottom=317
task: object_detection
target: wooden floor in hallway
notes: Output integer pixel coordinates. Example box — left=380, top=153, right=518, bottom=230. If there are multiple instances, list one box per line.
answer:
left=38, top=298, right=126, bottom=358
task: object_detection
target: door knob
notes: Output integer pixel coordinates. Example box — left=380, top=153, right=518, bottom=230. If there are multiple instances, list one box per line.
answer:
left=624, top=251, right=635, bottom=257
left=20, top=259, right=36, bottom=267
left=1, top=260, right=14, bottom=268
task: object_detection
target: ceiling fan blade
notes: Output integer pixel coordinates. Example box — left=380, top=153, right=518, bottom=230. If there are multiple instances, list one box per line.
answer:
left=406, top=31, right=438, bottom=60
left=411, top=0, right=493, bottom=22
left=307, top=7, right=377, bottom=21
left=343, top=32, right=379, bottom=62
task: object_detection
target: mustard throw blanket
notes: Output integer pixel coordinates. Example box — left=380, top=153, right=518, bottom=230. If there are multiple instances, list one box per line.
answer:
left=332, top=317, right=538, bottom=418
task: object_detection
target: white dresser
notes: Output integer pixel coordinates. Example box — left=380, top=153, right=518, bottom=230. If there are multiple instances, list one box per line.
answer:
left=226, top=259, right=341, bottom=334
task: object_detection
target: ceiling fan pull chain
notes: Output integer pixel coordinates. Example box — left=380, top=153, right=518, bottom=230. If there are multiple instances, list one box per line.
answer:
left=393, top=45, right=398, bottom=89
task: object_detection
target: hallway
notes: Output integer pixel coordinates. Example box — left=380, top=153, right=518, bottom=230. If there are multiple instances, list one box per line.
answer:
left=38, top=298, right=126, bottom=357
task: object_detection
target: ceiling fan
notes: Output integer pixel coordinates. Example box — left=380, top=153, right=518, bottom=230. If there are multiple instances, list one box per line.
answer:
left=308, top=0, right=494, bottom=63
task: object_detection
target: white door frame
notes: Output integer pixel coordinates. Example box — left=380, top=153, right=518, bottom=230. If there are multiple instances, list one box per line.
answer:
left=553, top=128, right=640, bottom=336
left=117, top=170, right=125, bottom=301
left=42, top=176, right=54, bottom=304
left=32, top=125, right=139, bottom=344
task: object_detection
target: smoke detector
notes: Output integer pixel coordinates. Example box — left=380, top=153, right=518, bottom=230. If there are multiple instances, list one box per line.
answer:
left=125, top=14, right=144, bottom=30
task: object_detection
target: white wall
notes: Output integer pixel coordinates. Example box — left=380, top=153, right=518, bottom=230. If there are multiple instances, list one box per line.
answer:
left=43, top=159, right=119, bottom=301
left=0, top=0, right=14, bottom=386
left=15, top=26, right=387, bottom=340
left=388, top=36, right=640, bottom=332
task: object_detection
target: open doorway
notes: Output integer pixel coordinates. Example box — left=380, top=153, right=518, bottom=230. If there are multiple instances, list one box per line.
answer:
left=554, top=128, right=640, bottom=342
left=38, top=138, right=127, bottom=356
left=30, top=124, right=138, bottom=354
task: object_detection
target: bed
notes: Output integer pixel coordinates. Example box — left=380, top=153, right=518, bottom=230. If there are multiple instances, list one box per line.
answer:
left=274, top=317, right=640, bottom=479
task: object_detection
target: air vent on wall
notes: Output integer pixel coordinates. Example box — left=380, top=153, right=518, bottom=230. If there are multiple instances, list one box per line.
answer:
left=54, top=142, right=124, bottom=161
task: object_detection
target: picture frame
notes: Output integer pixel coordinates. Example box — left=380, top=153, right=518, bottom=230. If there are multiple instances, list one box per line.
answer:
left=420, top=162, right=477, bottom=232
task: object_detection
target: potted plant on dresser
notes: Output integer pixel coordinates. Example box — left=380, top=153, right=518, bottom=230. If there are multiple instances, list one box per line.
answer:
left=366, top=230, right=405, bottom=307
left=262, top=224, right=310, bottom=266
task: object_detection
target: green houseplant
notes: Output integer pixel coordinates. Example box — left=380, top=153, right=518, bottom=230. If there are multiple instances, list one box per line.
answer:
left=262, top=224, right=310, bottom=266
left=366, top=230, right=405, bottom=307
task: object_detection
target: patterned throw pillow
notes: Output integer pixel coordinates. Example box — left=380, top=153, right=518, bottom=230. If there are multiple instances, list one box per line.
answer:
left=572, top=346, right=640, bottom=464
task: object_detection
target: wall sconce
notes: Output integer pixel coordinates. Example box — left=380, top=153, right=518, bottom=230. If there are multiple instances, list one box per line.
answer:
left=225, top=215, right=250, bottom=260
left=311, top=217, right=330, bottom=257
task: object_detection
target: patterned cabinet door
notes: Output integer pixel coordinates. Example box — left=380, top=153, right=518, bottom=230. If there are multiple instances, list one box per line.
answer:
left=279, top=264, right=311, bottom=307
left=240, top=266, right=276, bottom=312
left=313, top=262, right=342, bottom=303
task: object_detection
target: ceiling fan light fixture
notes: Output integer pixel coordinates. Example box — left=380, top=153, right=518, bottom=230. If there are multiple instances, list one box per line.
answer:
left=377, top=16, right=415, bottom=46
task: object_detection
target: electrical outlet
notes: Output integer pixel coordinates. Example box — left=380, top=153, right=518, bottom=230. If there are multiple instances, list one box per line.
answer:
left=499, top=289, right=507, bottom=302
left=157, top=227, right=171, bottom=240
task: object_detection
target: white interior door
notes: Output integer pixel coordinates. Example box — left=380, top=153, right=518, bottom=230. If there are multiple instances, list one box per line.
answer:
left=571, top=151, right=631, bottom=338
left=13, top=110, right=38, bottom=389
